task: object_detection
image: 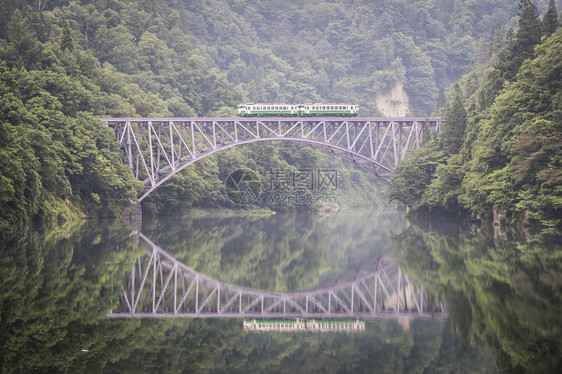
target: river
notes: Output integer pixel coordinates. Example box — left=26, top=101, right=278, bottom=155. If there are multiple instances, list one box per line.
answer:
left=0, top=207, right=560, bottom=373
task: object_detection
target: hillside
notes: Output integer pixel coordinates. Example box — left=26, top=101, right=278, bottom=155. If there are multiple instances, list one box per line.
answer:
left=0, top=0, right=540, bottom=224
left=389, top=0, right=562, bottom=232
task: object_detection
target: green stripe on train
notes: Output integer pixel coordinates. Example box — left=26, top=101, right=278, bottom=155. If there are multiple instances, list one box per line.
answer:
left=308, top=111, right=352, bottom=114
left=247, top=111, right=294, bottom=114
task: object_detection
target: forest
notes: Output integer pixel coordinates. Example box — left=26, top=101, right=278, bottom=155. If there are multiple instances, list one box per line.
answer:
left=1, top=0, right=559, bottom=226
left=389, top=0, right=562, bottom=233
left=1, top=2, right=560, bottom=371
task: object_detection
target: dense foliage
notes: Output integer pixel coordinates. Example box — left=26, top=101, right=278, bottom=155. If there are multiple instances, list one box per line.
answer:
left=389, top=2, right=562, bottom=232
left=0, top=10, right=145, bottom=224
left=179, top=0, right=532, bottom=115
left=0, top=0, right=556, bottom=224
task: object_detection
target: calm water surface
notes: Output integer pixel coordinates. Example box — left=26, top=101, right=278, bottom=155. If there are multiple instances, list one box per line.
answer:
left=0, top=207, right=560, bottom=373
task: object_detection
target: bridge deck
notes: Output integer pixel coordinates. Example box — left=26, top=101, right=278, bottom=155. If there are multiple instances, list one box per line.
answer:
left=103, top=117, right=443, bottom=123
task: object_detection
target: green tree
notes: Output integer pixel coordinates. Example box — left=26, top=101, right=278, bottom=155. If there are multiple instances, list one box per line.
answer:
left=543, top=0, right=559, bottom=37
left=60, top=20, right=73, bottom=51
left=2, top=9, right=42, bottom=68
left=388, top=141, right=446, bottom=211
left=440, top=84, right=467, bottom=155
left=508, top=0, right=542, bottom=80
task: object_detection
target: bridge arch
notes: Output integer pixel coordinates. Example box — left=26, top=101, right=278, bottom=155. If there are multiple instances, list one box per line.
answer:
left=103, top=117, right=442, bottom=201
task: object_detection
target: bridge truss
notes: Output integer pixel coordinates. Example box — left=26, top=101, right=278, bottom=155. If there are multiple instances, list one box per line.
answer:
left=109, top=234, right=447, bottom=319
left=103, top=117, right=442, bottom=200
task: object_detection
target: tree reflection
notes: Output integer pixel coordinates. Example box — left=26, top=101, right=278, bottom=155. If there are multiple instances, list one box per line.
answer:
left=0, top=220, right=144, bottom=372
left=0, top=211, right=505, bottom=373
left=392, top=224, right=562, bottom=373
left=140, top=209, right=405, bottom=292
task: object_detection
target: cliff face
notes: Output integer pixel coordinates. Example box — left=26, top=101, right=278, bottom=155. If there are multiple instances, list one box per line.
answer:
left=376, top=84, right=410, bottom=117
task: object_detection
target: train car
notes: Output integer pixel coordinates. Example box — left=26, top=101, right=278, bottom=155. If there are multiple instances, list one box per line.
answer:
left=238, top=103, right=300, bottom=117
left=238, top=103, right=358, bottom=117
left=302, top=103, right=358, bottom=116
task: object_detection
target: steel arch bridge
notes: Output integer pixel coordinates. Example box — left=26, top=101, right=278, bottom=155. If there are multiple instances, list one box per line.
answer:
left=103, top=117, right=442, bottom=200
left=109, top=233, right=447, bottom=319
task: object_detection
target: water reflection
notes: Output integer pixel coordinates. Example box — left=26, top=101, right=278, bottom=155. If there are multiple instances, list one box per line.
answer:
left=111, top=232, right=447, bottom=319
left=139, top=209, right=405, bottom=292
left=2, top=209, right=558, bottom=372
left=391, top=223, right=562, bottom=373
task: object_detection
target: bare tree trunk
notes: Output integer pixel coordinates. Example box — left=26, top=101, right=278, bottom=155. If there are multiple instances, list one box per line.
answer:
left=38, top=0, right=49, bottom=11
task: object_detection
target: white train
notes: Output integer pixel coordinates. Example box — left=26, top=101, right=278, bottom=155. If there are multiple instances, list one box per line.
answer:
left=238, top=103, right=359, bottom=117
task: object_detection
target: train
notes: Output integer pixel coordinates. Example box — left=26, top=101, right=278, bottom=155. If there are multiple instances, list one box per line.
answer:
left=238, top=103, right=359, bottom=117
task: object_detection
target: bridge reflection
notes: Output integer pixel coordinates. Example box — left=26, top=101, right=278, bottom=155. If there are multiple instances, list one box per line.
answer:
left=109, top=233, right=447, bottom=319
